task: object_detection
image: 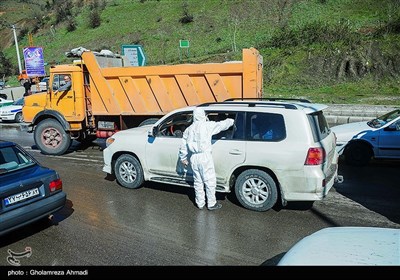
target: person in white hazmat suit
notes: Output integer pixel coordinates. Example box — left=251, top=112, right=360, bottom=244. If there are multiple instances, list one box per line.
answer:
left=179, top=107, right=234, bottom=210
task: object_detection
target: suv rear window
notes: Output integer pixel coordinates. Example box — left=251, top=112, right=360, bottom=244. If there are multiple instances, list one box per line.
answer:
left=308, top=111, right=330, bottom=141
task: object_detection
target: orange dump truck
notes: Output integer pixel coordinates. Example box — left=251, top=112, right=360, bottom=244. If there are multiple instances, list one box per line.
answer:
left=22, top=48, right=263, bottom=155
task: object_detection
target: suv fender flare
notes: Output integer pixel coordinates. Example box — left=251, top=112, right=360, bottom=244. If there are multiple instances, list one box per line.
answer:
left=32, top=110, right=71, bottom=131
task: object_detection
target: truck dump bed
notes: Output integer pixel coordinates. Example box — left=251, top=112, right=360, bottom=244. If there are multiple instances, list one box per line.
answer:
left=82, top=48, right=263, bottom=116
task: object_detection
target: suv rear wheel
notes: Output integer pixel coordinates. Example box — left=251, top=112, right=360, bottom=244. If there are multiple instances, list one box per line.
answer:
left=235, top=169, right=278, bottom=212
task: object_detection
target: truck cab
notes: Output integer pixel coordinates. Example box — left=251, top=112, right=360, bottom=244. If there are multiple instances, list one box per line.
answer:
left=22, top=64, right=90, bottom=155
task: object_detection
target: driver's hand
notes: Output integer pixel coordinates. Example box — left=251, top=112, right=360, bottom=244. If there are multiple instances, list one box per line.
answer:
left=181, top=159, right=189, bottom=166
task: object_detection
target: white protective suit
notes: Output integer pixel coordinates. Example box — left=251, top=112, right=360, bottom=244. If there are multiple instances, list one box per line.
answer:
left=179, top=107, right=234, bottom=209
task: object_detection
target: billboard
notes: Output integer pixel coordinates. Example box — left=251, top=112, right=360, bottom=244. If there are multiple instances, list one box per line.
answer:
left=23, top=47, right=46, bottom=77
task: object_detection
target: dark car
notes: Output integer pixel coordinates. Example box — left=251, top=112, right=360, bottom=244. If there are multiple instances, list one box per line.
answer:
left=0, top=140, right=66, bottom=236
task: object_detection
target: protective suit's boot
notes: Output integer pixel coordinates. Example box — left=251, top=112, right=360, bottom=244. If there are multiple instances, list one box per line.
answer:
left=208, top=203, right=222, bottom=211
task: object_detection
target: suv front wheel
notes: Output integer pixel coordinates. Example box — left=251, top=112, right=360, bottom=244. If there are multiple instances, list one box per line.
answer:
left=235, top=169, right=278, bottom=212
left=114, top=154, right=144, bottom=189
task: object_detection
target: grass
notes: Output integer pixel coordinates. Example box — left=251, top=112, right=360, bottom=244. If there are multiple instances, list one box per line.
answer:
left=267, top=78, right=400, bottom=105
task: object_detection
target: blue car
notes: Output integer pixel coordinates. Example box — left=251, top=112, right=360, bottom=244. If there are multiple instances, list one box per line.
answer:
left=331, top=109, right=400, bottom=166
left=0, top=140, right=67, bottom=236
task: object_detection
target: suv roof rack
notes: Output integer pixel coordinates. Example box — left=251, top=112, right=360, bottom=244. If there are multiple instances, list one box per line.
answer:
left=198, top=101, right=299, bottom=110
left=224, top=97, right=312, bottom=103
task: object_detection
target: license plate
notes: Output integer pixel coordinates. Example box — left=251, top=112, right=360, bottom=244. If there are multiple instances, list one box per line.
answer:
left=4, top=188, right=40, bottom=206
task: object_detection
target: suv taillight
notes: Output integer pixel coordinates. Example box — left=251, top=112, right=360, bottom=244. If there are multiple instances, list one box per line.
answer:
left=49, top=179, right=63, bottom=192
left=305, top=147, right=325, bottom=165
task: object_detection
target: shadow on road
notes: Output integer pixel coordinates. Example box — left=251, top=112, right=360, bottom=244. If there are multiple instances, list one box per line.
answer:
left=29, top=139, right=104, bottom=155
left=335, top=157, right=400, bottom=225
left=0, top=199, right=74, bottom=248
left=260, top=252, right=286, bottom=266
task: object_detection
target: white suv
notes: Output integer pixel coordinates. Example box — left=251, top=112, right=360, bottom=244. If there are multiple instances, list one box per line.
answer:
left=102, top=99, right=342, bottom=212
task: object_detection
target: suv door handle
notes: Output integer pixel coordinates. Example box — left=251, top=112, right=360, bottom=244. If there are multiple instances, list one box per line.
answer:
left=229, top=149, right=243, bottom=155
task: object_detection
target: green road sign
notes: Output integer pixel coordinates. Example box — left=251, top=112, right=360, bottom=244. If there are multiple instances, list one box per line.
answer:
left=121, top=45, right=146, bottom=66
left=179, top=40, right=190, bottom=48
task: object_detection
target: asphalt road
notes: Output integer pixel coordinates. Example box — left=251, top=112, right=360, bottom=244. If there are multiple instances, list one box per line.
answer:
left=0, top=123, right=399, bottom=269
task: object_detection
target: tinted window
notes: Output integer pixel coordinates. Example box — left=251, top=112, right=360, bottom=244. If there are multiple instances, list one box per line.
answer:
left=232, top=112, right=245, bottom=140
left=246, top=112, right=286, bottom=141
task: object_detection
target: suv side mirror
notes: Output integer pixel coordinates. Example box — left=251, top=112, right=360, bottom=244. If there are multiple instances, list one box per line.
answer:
left=148, top=126, right=157, bottom=137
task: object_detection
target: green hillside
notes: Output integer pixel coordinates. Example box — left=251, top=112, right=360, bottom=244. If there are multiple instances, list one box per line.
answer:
left=1, top=0, right=399, bottom=105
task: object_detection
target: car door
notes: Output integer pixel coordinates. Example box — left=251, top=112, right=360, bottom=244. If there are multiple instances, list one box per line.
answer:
left=159, top=110, right=246, bottom=186
left=209, top=111, right=246, bottom=185
left=377, top=119, right=400, bottom=158
left=145, top=111, right=193, bottom=178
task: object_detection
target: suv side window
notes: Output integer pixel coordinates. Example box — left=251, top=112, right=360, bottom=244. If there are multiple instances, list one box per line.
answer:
left=232, top=112, right=245, bottom=140
left=247, top=112, right=286, bottom=141
left=157, top=111, right=193, bottom=138
left=208, top=112, right=239, bottom=140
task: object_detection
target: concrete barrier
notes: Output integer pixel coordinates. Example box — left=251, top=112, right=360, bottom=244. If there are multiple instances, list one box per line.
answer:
left=325, top=104, right=398, bottom=126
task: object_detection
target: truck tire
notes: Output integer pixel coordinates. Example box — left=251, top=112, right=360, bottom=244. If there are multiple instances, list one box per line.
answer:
left=34, top=119, right=71, bottom=155
left=138, top=118, right=159, bottom=127
left=235, top=169, right=278, bottom=212
left=114, top=154, right=144, bottom=189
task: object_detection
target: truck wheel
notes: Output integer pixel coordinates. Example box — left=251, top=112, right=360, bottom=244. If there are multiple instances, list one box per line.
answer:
left=15, top=112, right=24, bottom=123
left=114, top=154, right=144, bottom=189
left=139, top=118, right=159, bottom=126
left=344, top=142, right=372, bottom=166
left=235, top=169, right=278, bottom=212
left=34, top=119, right=71, bottom=155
